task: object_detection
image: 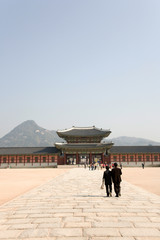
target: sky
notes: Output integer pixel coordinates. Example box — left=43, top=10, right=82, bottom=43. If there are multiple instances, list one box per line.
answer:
left=0, top=0, right=160, bottom=142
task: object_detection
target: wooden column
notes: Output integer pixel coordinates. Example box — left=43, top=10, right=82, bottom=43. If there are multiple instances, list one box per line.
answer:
left=110, top=154, right=113, bottom=163
left=47, top=155, right=49, bottom=166
left=135, top=154, right=138, bottom=165
left=56, top=155, right=60, bottom=165
left=40, top=155, right=41, bottom=166
left=143, top=154, right=146, bottom=163
left=151, top=154, right=154, bottom=163
left=119, top=154, right=122, bottom=163
left=76, top=153, right=79, bottom=164
left=141, top=154, right=143, bottom=163
left=89, top=153, right=92, bottom=164
left=64, top=153, right=67, bottom=165
left=53, top=155, right=56, bottom=163
left=109, top=155, right=111, bottom=164
left=102, top=153, right=104, bottom=164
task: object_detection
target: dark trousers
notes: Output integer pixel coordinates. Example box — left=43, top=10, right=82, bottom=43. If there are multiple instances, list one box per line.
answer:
left=105, top=184, right=112, bottom=196
left=114, top=182, right=121, bottom=196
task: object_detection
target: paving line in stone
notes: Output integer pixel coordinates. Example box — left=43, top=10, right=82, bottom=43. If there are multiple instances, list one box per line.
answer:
left=0, top=168, right=160, bottom=239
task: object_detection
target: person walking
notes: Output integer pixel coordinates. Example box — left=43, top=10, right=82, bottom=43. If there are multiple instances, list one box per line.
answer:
left=103, top=166, right=112, bottom=197
left=112, top=162, right=122, bottom=197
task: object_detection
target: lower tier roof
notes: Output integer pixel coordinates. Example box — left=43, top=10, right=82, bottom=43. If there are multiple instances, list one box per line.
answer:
left=0, top=146, right=160, bottom=155
left=110, top=146, right=160, bottom=154
left=55, top=142, right=113, bottom=150
left=0, top=147, right=60, bottom=155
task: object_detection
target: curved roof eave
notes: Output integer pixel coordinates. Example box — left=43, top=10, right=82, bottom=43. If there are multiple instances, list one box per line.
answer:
left=56, top=126, right=111, bottom=138
left=55, top=142, right=114, bottom=150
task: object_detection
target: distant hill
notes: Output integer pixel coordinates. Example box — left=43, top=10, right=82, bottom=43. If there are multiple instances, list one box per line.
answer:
left=107, top=136, right=160, bottom=146
left=0, top=120, right=63, bottom=147
left=0, top=120, right=160, bottom=147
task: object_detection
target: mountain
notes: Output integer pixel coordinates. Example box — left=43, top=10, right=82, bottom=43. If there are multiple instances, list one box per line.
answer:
left=107, top=136, right=160, bottom=146
left=0, top=120, right=160, bottom=147
left=0, top=120, right=63, bottom=147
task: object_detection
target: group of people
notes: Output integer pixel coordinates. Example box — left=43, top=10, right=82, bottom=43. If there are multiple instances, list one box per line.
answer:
left=102, top=162, right=122, bottom=197
left=88, top=162, right=100, bottom=170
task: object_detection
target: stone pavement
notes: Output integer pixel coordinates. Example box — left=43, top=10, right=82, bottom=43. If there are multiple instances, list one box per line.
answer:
left=0, top=168, right=160, bottom=240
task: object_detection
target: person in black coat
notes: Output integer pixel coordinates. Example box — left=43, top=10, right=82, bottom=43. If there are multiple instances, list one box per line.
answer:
left=103, top=166, right=112, bottom=197
left=112, top=162, right=122, bottom=197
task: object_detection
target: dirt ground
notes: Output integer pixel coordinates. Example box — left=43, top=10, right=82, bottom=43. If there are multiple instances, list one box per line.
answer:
left=0, top=168, right=70, bottom=206
left=122, top=167, right=160, bottom=196
left=0, top=167, right=159, bottom=206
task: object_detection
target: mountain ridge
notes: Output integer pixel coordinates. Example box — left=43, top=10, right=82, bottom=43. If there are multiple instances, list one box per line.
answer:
left=106, top=136, right=160, bottom=146
left=0, top=120, right=63, bottom=147
left=0, top=120, right=159, bottom=147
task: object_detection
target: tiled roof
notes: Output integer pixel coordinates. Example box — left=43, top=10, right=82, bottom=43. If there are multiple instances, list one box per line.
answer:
left=57, top=127, right=111, bottom=138
left=0, top=147, right=60, bottom=155
left=55, top=142, right=113, bottom=149
left=1, top=146, right=160, bottom=155
left=110, top=146, right=160, bottom=154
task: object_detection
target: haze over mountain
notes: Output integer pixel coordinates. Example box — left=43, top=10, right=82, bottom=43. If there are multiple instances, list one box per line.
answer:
left=0, top=120, right=160, bottom=147
left=106, top=136, right=160, bottom=146
left=0, top=120, right=63, bottom=147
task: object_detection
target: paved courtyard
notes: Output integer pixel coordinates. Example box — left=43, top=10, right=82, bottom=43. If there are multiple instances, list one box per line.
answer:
left=0, top=168, right=160, bottom=240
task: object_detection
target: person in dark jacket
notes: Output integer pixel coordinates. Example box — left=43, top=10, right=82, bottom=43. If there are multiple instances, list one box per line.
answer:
left=103, top=166, right=112, bottom=197
left=112, top=162, right=122, bottom=197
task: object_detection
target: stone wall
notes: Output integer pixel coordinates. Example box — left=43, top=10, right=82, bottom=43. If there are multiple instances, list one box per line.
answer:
left=0, top=162, right=57, bottom=169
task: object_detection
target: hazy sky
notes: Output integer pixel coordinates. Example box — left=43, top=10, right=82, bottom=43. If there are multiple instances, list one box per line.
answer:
left=0, top=0, right=160, bottom=141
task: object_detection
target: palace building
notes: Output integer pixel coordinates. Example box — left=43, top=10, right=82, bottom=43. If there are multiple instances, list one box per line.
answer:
left=55, top=126, right=113, bottom=165
left=0, top=126, right=160, bottom=168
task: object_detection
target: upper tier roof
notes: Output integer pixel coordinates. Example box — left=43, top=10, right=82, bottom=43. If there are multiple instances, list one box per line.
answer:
left=57, top=126, right=111, bottom=138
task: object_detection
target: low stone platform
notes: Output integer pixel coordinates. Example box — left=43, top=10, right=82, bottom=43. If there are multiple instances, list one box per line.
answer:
left=0, top=168, right=160, bottom=240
